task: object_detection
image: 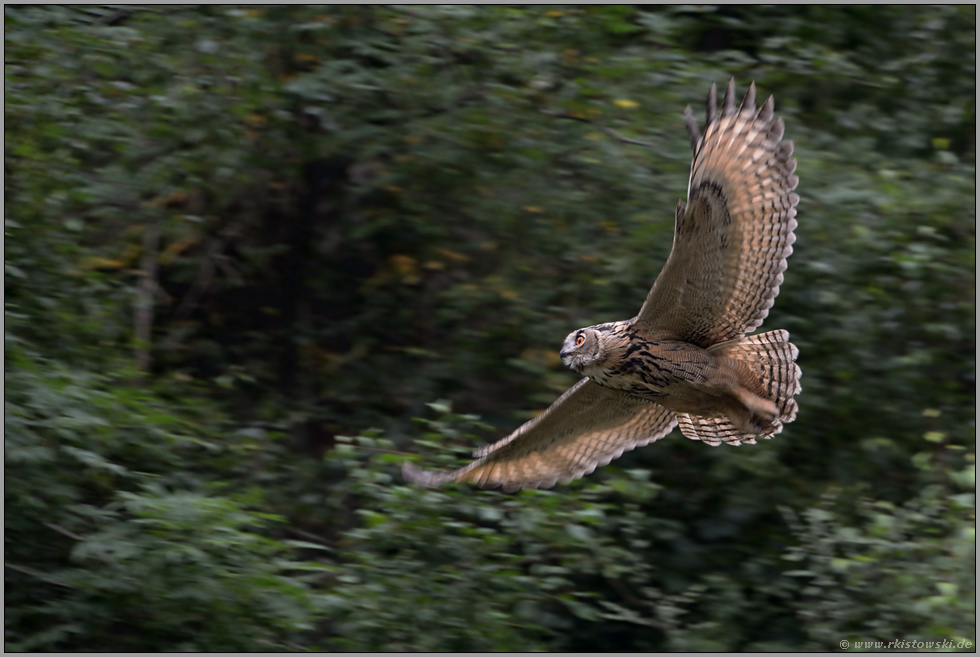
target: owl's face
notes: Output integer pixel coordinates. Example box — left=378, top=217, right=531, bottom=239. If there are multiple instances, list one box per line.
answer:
left=560, top=326, right=605, bottom=374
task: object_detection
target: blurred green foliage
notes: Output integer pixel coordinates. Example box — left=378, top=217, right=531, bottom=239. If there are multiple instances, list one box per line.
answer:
left=5, top=5, right=975, bottom=651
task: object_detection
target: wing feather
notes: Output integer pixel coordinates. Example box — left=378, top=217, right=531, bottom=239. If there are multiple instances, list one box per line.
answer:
left=676, top=411, right=784, bottom=447
left=634, top=80, right=799, bottom=346
left=402, top=379, right=677, bottom=492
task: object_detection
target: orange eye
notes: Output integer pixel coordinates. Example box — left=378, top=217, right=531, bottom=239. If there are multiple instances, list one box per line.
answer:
left=575, top=335, right=585, bottom=346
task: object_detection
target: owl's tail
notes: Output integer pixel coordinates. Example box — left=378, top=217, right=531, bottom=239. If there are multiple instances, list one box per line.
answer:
left=677, top=330, right=802, bottom=446
left=716, top=329, right=801, bottom=422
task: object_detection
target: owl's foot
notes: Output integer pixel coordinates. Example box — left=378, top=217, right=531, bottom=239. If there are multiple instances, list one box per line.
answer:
left=731, top=387, right=779, bottom=435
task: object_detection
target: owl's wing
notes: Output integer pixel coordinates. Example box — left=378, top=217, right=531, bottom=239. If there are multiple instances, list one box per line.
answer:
left=634, top=80, right=799, bottom=347
left=402, top=378, right=677, bottom=492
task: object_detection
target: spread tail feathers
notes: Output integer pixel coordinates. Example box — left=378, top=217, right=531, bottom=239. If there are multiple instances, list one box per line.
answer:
left=680, top=330, right=801, bottom=446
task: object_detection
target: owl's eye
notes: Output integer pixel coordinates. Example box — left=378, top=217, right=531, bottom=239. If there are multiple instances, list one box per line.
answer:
left=575, top=334, right=585, bottom=346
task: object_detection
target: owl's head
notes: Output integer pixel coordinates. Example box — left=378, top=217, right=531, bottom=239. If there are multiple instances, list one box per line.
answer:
left=560, top=325, right=608, bottom=374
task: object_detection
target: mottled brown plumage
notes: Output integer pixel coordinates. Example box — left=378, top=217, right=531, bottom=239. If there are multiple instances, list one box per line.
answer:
left=403, top=80, right=802, bottom=492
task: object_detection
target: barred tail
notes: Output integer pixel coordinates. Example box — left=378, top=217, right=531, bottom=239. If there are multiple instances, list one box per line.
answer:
left=717, top=329, right=801, bottom=421
left=678, top=330, right=802, bottom=446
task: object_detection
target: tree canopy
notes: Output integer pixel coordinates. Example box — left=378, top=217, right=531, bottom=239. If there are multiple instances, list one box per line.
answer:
left=5, top=5, right=975, bottom=651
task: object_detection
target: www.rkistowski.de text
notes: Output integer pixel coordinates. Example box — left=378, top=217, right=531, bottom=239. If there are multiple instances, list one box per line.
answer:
left=840, top=638, right=973, bottom=650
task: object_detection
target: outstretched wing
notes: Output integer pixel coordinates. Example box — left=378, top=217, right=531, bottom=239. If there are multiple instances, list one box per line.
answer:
left=634, top=80, right=799, bottom=347
left=402, top=378, right=677, bottom=492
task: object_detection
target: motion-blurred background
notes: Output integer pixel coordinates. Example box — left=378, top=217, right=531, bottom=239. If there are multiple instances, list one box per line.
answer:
left=5, top=5, right=974, bottom=651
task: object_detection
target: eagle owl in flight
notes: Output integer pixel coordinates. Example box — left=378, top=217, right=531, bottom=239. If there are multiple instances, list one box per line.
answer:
left=403, top=80, right=802, bottom=492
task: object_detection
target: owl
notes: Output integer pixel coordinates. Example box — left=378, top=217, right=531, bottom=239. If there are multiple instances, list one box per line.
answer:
left=403, top=80, right=801, bottom=492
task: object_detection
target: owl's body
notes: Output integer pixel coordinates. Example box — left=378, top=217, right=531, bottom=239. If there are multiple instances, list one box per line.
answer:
left=403, top=80, right=802, bottom=492
left=563, top=321, right=786, bottom=437
left=569, top=323, right=724, bottom=406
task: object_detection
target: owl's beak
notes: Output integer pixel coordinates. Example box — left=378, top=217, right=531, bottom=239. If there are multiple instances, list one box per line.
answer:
left=560, top=348, right=580, bottom=372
